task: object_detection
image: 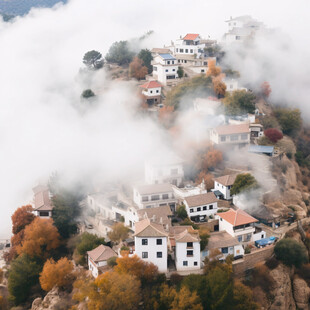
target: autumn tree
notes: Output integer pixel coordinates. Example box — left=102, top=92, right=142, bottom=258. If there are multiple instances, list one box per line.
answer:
left=206, top=59, right=221, bottom=77
left=17, top=217, right=60, bottom=260
left=224, top=90, right=256, bottom=115
left=108, top=223, right=129, bottom=243
left=261, top=81, right=271, bottom=98
left=129, top=57, right=148, bottom=80
left=0, top=268, right=3, bottom=283
left=273, top=107, right=302, bottom=136
left=230, top=173, right=258, bottom=196
left=138, top=49, right=153, bottom=73
left=83, top=50, right=104, bottom=70
left=195, top=171, right=214, bottom=190
left=264, top=128, right=283, bottom=143
left=74, top=271, right=141, bottom=310
left=115, top=254, right=158, bottom=284
left=233, top=281, right=259, bottom=310
left=213, top=77, right=226, bottom=98
left=8, top=254, right=41, bottom=305
left=201, top=149, right=223, bottom=171
left=40, top=257, right=74, bottom=291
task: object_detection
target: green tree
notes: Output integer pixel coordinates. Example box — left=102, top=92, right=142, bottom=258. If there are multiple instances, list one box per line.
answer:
left=230, top=173, right=258, bottom=196
left=75, top=232, right=106, bottom=265
left=8, top=254, right=41, bottom=305
left=223, top=90, right=256, bottom=115
left=177, top=66, right=184, bottom=78
left=81, top=89, right=95, bottom=98
left=176, top=204, right=188, bottom=220
left=233, top=280, right=259, bottom=310
left=273, top=107, right=302, bottom=136
left=83, top=50, right=104, bottom=70
left=274, top=238, right=308, bottom=268
left=138, top=49, right=153, bottom=74
left=105, top=41, right=135, bottom=65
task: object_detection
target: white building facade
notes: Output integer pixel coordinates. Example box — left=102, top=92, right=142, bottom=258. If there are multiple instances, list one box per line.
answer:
left=213, top=175, right=237, bottom=200
left=152, top=54, right=178, bottom=86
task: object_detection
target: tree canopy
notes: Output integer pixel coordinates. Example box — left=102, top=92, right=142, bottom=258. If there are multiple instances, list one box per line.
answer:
left=108, top=223, right=129, bottom=243
left=273, top=107, right=302, bottom=136
left=129, top=57, right=148, bottom=80
left=264, top=128, right=283, bottom=143
left=224, top=90, right=256, bottom=115
left=83, top=50, right=104, bottom=70
left=230, top=173, right=258, bottom=196
left=81, top=89, right=95, bottom=98
left=274, top=238, right=308, bottom=268
left=11, top=205, right=35, bottom=235
left=176, top=204, right=188, bottom=220
left=138, top=49, right=153, bottom=73
left=105, top=41, right=135, bottom=65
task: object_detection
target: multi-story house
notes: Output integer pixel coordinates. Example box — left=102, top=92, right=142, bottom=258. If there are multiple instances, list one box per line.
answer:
left=210, top=123, right=250, bottom=147
left=184, top=192, right=219, bottom=222
left=87, top=244, right=117, bottom=278
left=145, top=154, right=184, bottom=187
left=33, top=185, right=53, bottom=218
left=152, top=53, right=178, bottom=86
left=139, top=80, right=162, bottom=106
left=133, top=183, right=177, bottom=212
left=134, top=219, right=168, bottom=272
left=213, top=174, right=237, bottom=200
left=217, top=208, right=258, bottom=243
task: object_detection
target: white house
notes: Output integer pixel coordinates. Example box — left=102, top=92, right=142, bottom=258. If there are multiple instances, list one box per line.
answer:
left=205, top=231, right=244, bottom=260
left=140, top=80, right=162, bottom=105
left=133, top=219, right=168, bottom=272
left=152, top=53, right=178, bottom=86
left=217, top=208, right=258, bottom=243
left=133, top=183, right=177, bottom=211
left=33, top=185, right=53, bottom=218
left=184, top=192, right=219, bottom=222
left=172, top=182, right=207, bottom=201
left=223, top=78, right=247, bottom=93
left=172, top=227, right=201, bottom=271
left=87, top=244, right=117, bottom=278
left=145, top=153, right=184, bottom=187
left=213, top=174, right=237, bottom=200
left=210, top=123, right=250, bottom=147
left=250, top=123, right=264, bottom=140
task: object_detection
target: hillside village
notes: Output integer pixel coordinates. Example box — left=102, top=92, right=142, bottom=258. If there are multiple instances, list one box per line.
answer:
left=2, top=14, right=310, bottom=310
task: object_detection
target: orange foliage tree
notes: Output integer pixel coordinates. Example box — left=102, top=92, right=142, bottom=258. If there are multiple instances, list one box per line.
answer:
left=40, top=257, right=74, bottom=291
left=201, top=149, right=223, bottom=171
left=115, top=254, right=158, bottom=284
left=17, top=217, right=60, bottom=260
left=129, top=57, right=148, bottom=80
left=261, top=81, right=271, bottom=98
left=213, top=76, right=227, bottom=97
left=195, top=171, right=214, bottom=191
left=206, top=59, right=221, bottom=77
left=74, top=271, right=141, bottom=310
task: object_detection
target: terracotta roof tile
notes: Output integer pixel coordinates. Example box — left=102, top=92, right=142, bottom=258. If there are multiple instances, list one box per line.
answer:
left=207, top=231, right=239, bottom=249
left=213, top=174, right=237, bottom=186
left=217, top=208, right=258, bottom=226
left=134, top=219, right=168, bottom=237
left=33, top=185, right=53, bottom=211
left=137, top=205, right=172, bottom=228
left=87, top=245, right=117, bottom=262
left=140, top=80, right=162, bottom=89
left=184, top=192, right=218, bottom=208
left=183, top=33, right=199, bottom=40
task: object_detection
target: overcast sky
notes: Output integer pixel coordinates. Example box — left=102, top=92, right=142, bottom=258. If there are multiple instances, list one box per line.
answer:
left=0, top=0, right=310, bottom=238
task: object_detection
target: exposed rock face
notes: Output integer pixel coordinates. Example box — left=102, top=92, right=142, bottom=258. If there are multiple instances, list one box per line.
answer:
left=269, top=264, right=296, bottom=310
left=292, top=276, right=310, bottom=310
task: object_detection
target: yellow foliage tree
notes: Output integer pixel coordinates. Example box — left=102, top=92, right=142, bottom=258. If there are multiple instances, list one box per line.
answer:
left=233, top=280, right=259, bottom=310
left=213, top=76, right=227, bottom=97
left=107, top=223, right=129, bottom=243
left=40, top=257, right=74, bottom=291
left=206, top=59, right=221, bottom=77
left=17, top=217, right=60, bottom=260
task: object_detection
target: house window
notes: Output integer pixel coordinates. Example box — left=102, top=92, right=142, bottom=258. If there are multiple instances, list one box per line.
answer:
left=142, top=196, right=149, bottom=202
left=176, top=48, right=179, bottom=52
left=238, top=236, right=242, bottom=242
left=231, top=134, right=238, bottom=141
left=222, top=247, right=228, bottom=254
left=246, top=234, right=252, bottom=241
left=190, top=209, right=194, bottom=213
left=172, top=61, right=174, bottom=64
left=187, top=242, right=193, bottom=248
left=194, top=261, right=198, bottom=266
left=167, top=75, right=175, bottom=80
left=157, top=239, right=162, bottom=245
left=151, top=195, right=160, bottom=201
left=209, top=205, right=213, bottom=210
left=185, top=49, right=188, bottom=53
left=190, top=49, right=193, bottom=53
left=167, top=61, right=170, bottom=64
left=201, top=69, right=205, bottom=73
left=180, top=49, right=184, bottom=52
left=142, top=252, right=148, bottom=258
left=156, top=90, right=159, bottom=93
left=203, top=206, right=207, bottom=211
left=171, top=168, right=178, bottom=175
left=165, top=69, right=168, bottom=72
left=172, top=69, right=175, bottom=71
left=187, top=250, right=193, bottom=256
left=241, top=133, right=248, bottom=140
left=142, top=239, right=148, bottom=245
left=153, top=66, right=157, bottom=71
left=39, top=211, right=49, bottom=217
left=157, top=252, right=162, bottom=258
left=150, top=90, right=153, bottom=94
left=221, top=136, right=226, bottom=142
left=184, top=60, right=187, bottom=63
left=178, top=60, right=181, bottom=63
left=236, top=36, right=241, bottom=40
left=183, top=261, right=188, bottom=266
left=162, top=194, right=169, bottom=200
left=197, top=207, right=201, bottom=212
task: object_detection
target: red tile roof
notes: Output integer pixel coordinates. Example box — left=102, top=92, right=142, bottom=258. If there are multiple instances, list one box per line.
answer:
left=183, top=33, right=199, bottom=40
left=217, top=208, right=258, bottom=226
left=140, top=80, right=162, bottom=89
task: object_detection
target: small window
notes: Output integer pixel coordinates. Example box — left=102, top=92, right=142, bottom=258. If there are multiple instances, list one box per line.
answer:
left=176, top=48, right=179, bottom=52
left=238, top=236, right=242, bottom=242
left=157, top=252, right=162, bottom=258
left=142, top=196, right=148, bottom=202
left=142, top=252, right=148, bottom=258
left=156, top=239, right=162, bottom=245
left=142, top=239, right=148, bottom=245
left=187, top=242, right=193, bottom=248
left=209, top=205, right=213, bottom=210
left=183, top=261, right=188, bottom=266
left=203, top=206, right=207, bottom=211
left=184, top=60, right=187, bottom=63
left=150, top=90, right=153, bottom=94
left=167, top=61, right=170, bottom=64
left=190, top=49, right=193, bottom=53
left=201, top=69, right=205, bottom=73
left=190, top=209, right=194, bottom=213
left=185, top=49, right=188, bottom=53
left=172, top=69, right=175, bottom=71
left=151, top=195, right=160, bottom=201
left=153, top=66, right=157, bottom=71
left=162, top=194, right=169, bottom=200
left=180, top=49, right=184, bottom=53
left=187, top=250, right=193, bottom=256
left=194, top=261, right=198, bottom=266
left=172, top=61, right=174, bottom=64
left=156, top=90, right=159, bottom=93
left=178, top=60, right=181, bottom=63
left=231, top=135, right=238, bottom=141
left=221, top=247, right=228, bottom=254
left=221, top=136, right=226, bottom=142
left=197, top=207, right=201, bottom=212
left=165, top=69, right=168, bottom=72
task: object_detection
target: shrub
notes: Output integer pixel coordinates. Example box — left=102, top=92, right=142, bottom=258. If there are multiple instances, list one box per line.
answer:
left=176, top=204, right=188, bottom=220
left=273, top=107, right=302, bottom=136
left=264, top=128, right=283, bottom=143
left=249, top=264, right=275, bottom=293
left=180, top=218, right=199, bottom=229
left=244, top=246, right=251, bottom=254
left=265, top=256, right=279, bottom=270
left=81, top=89, right=95, bottom=98
left=274, top=238, right=308, bottom=268
left=230, top=173, right=258, bottom=195
left=107, top=256, right=117, bottom=268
